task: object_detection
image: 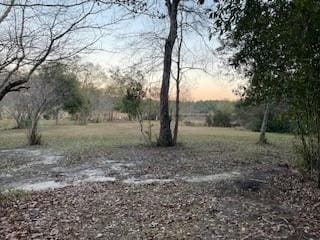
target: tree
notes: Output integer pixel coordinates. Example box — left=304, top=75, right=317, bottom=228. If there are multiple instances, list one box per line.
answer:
left=72, top=62, right=116, bottom=124
left=0, top=0, right=122, bottom=102
left=156, top=0, right=181, bottom=146
left=109, top=67, right=146, bottom=119
left=110, top=67, right=155, bottom=144
left=216, top=0, right=320, bottom=185
left=61, top=77, right=88, bottom=119
left=5, top=62, right=85, bottom=145
left=103, top=0, right=216, bottom=146
left=2, top=90, right=30, bottom=129
left=206, top=110, right=231, bottom=127
left=216, top=0, right=287, bottom=143
left=172, top=10, right=183, bottom=145
left=234, top=100, right=292, bottom=133
left=121, top=81, right=145, bottom=121
left=258, top=101, right=270, bottom=144
left=157, top=0, right=216, bottom=146
left=235, top=86, right=272, bottom=144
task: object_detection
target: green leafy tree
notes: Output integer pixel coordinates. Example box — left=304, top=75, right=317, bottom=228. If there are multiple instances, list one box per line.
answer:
left=109, top=67, right=146, bottom=120
left=234, top=100, right=292, bottom=133
left=216, top=0, right=320, bottom=185
left=62, top=78, right=87, bottom=116
left=121, top=81, right=146, bottom=121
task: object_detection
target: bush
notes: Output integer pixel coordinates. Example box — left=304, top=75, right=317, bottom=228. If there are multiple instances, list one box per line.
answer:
left=206, top=110, right=231, bottom=127
left=43, top=114, right=51, bottom=120
left=234, top=101, right=293, bottom=133
left=184, top=121, right=196, bottom=127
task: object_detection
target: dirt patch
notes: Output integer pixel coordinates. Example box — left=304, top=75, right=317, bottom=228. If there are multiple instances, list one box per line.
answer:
left=0, top=148, right=297, bottom=193
left=182, top=171, right=241, bottom=183
left=0, top=145, right=319, bottom=239
left=0, top=149, right=242, bottom=191
left=0, top=148, right=138, bottom=191
left=1, top=171, right=319, bottom=240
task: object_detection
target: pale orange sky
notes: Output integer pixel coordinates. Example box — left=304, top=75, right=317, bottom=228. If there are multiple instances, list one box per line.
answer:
left=182, top=71, right=242, bottom=101
left=85, top=51, right=244, bottom=101
left=192, top=84, right=238, bottom=101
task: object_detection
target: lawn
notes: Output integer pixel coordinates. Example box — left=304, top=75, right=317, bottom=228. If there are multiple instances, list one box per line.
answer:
left=0, top=119, right=294, bottom=152
left=1, top=120, right=319, bottom=239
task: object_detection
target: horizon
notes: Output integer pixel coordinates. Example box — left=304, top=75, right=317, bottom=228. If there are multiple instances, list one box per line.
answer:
left=81, top=8, right=244, bottom=102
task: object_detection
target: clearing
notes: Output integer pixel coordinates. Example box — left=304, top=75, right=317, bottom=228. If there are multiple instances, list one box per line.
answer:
left=0, top=121, right=319, bottom=239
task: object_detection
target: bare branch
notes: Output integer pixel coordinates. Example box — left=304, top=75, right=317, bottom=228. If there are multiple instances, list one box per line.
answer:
left=0, top=0, right=14, bottom=24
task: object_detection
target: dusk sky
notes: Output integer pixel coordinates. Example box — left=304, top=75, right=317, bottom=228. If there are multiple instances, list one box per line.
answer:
left=83, top=2, right=244, bottom=101
left=86, top=50, right=241, bottom=101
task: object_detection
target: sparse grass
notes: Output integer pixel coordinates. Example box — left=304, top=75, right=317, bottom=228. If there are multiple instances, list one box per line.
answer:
left=0, top=120, right=142, bottom=151
left=0, top=119, right=16, bottom=130
left=0, top=188, right=30, bottom=204
left=0, top=119, right=297, bottom=167
left=0, top=119, right=294, bottom=151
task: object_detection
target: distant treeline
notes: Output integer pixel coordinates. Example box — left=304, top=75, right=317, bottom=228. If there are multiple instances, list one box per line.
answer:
left=132, top=99, right=292, bottom=134
left=179, top=100, right=235, bottom=114
left=182, top=100, right=292, bottom=133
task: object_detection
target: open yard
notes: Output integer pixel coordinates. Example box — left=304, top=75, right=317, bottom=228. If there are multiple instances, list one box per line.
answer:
left=0, top=120, right=319, bottom=239
left=1, top=0, right=319, bottom=239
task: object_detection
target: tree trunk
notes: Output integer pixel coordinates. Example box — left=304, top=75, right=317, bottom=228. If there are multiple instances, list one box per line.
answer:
left=173, top=82, right=180, bottom=145
left=13, top=113, right=28, bottom=129
left=173, top=16, right=183, bottom=146
left=55, top=110, right=59, bottom=125
left=318, top=169, right=320, bottom=188
left=79, top=110, right=88, bottom=125
left=0, top=89, right=8, bottom=102
left=258, top=101, right=270, bottom=144
left=158, top=0, right=180, bottom=147
left=28, top=115, right=41, bottom=145
left=316, top=110, right=320, bottom=188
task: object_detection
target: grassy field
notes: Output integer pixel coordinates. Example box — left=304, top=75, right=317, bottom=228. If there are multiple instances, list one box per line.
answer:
left=0, top=119, right=295, bottom=152
left=2, top=119, right=319, bottom=239
left=0, top=119, right=298, bottom=173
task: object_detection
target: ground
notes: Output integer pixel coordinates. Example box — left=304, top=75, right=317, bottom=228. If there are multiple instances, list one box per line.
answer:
left=0, top=120, right=319, bottom=239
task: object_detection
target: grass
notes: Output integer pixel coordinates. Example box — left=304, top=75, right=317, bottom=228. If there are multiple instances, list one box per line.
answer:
left=0, top=120, right=141, bottom=151
left=2, top=119, right=317, bottom=239
left=0, top=119, right=294, bottom=146
left=0, top=188, right=30, bottom=203
left=0, top=119, right=297, bottom=165
left=0, top=119, right=295, bottom=149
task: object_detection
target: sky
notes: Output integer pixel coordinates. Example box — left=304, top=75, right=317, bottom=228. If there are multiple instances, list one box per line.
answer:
left=192, top=79, right=239, bottom=101
left=82, top=2, right=244, bottom=101
left=85, top=50, right=241, bottom=101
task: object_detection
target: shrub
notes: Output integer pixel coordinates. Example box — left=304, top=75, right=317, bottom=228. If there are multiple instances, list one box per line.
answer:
left=184, top=121, right=196, bottom=127
left=206, top=110, right=231, bottom=127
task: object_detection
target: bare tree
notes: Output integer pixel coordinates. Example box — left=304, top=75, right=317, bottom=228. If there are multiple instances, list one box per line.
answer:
left=0, top=0, right=127, bottom=102
left=2, top=90, right=30, bottom=129
left=154, top=0, right=180, bottom=146
left=4, top=63, right=83, bottom=145
left=71, top=62, right=115, bottom=124
left=105, top=0, right=216, bottom=146
left=172, top=11, right=183, bottom=145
